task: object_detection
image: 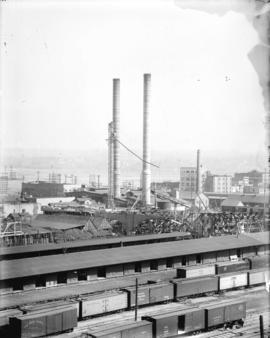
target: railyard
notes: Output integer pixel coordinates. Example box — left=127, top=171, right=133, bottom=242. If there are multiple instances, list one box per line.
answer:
left=1, top=17, right=269, bottom=338
left=55, top=287, right=269, bottom=338
left=0, top=229, right=269, bottom=337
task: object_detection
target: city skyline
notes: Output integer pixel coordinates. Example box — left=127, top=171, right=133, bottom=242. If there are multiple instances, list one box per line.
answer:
left=1, top=0, right=267, bottom=167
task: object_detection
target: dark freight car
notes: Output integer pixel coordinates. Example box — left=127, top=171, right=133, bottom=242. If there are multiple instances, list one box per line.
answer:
left=122, top=285, right=150, bottom=307
left=89, top=329, right=121, bottom=338
left=215, top=260, right=250, bottom=274
left=20, top=299, right=79, bottom=318
left=0, top=309, right=23, bottom=328
left=142, top=306, right=205, bottom=337
left=148, top=282, right=174, bottom=303
left=10, top=306, right=77, bottom=338
left=10, top=312, right=47, bottom=338
left=121, top=321, right=152, bottom=338
left=89, top=320, right=152, bottom=338
left=202, top=300, right=246, bottom=329
left=177, top=307, right=205, bottom=333
left=172, top=275, right=218, bottom=298
left=143, top=312, right=178, bottom=337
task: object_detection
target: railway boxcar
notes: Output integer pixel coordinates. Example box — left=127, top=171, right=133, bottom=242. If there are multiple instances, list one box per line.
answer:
left=20, top=299, right=80, bottom=318
left=148, top=282, right=174, bottom=304
left=89, top=320, right=152, bottom=338
left=10, top=306, right=77, bottom=338
left=248, top=269, right=270, bottom=286
left=0, top=308, right=23, bottom=338
left=176, top=265, right=215, bottom=279
left=142, top=311, right=178, bottom=337
left=142, top=306, right=205, bottom=337
left=215, top=260, right=250, bottom=274
left=218, top=271, right=248, bottom=290
left=246, top=255, right=269, bottom=270
left=201, top=300, right=246, bottom=329
left=0, top=309, right=23, bottom=328
left=122, top=285, right=150, bottom=307
left=172, top=275, right=218, bottom=298
left=79, top=291, right=127, bottom=318
left=89, top=328, right=121, bottom=338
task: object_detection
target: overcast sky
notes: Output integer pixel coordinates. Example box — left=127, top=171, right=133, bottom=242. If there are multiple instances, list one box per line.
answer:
left=0, top=0, right=267, bottom=164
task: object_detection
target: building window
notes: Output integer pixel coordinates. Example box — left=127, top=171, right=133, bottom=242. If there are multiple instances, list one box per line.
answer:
left=135, top=262, right=141, bottom=273
left=150, top=260, right=158, bottom=270
left=166, top=258, right=173, bottom=268
left=196, top=255, right=202, bottom=264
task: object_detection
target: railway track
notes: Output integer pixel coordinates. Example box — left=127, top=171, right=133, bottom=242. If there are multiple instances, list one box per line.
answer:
left=50, top=294, right=269, bottom=338
left=195, top=310, right=270, bottom=338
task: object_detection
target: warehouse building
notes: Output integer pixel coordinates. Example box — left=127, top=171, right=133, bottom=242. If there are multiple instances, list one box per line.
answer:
left=0, top=232, right=268, bottom=294
left=22, top=181, right=65, bottom=198
left=204, top=174, right=232, bottom=194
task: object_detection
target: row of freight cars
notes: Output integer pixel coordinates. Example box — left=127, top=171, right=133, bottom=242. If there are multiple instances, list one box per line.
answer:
left=89, top=299, right=246, bottom=338
left=4, top=299, right=247, bottom=338
left=0, top=263, right=267, bottom=337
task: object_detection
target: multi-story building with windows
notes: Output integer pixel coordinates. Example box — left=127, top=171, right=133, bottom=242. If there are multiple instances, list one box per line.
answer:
left=204, top=174, right=232, bottom=193
left=180, top=167, right=205, bottom=193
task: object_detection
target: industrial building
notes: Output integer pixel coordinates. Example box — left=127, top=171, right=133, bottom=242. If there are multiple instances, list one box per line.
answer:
left=21, top=181, right=65, bottom=198
left=204, top=174, right=232, bottom=194
left=205, top=192, right=269, bottom=212
left=0, top=232, right=268, bottom=295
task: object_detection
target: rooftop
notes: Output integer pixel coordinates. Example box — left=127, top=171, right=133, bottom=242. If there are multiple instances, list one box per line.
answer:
left=31, top=214, right=92, bottom=230
left=0, top=232, right=191, bottom=256
left=0, top=232, right=268, bottom=280
left=221, top=199, right=244, bottom=207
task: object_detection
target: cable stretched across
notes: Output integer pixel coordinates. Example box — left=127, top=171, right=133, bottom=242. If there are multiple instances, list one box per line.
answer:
left=111, top=136, right=160, bottom=169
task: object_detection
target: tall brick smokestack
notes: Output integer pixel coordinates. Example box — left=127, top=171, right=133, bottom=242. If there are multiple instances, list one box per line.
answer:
left=113, top=79, right=120, bottom=199
left=196, top=149, right=201, bottom=194
left=142, top=74, right=151, bottom=206
left=107, top=122, right=114, bottom=208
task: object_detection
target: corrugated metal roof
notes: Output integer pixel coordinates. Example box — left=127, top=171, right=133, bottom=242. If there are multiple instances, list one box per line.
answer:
left=0, top=232, right=190, bottom=256
left=0, top=233, right=268, bottom=280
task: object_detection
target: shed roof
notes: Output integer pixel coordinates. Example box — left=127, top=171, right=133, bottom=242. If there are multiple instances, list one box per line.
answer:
left=0, top=232, right=268, bottom=280
left=221, top=199, right=244, bottom=207
left=31, top=214, right=91, bottom=230
left=241, top=231, right=269, bottom=243
left=226, top=194, right=268, bottom=205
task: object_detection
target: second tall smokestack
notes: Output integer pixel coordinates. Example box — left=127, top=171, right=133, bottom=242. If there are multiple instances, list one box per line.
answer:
left=196, top=149, right=201, bottom=194
left=142, top=74, right=151, bottom=206
left=113, top=79, right=120, bottom=199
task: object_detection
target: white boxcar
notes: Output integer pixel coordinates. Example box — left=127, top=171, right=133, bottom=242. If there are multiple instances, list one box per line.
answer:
left=249, top=269, right=270, bottom=286
left=177, top=265, right=215, bottom=279
left=219, top=272, right=248, bottom=290
left=80, top=291, right=128, bottom=318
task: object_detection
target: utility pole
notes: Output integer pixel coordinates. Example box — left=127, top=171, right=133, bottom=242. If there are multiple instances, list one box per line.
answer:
left=135, top=278, right=138, bottom=321
left=259, top=315, right=264, bottom=338
left=179, top=167, right=181, bottom=200
left=263, top=168, right=267, bottom=229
